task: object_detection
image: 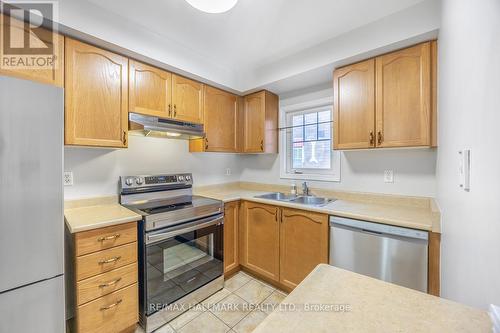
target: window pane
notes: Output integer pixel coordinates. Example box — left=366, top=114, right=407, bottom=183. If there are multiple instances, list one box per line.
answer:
left=292, top=126, right=303, bottom=143
left=292, top=142, right=304, bottom=169
left=304, top=112, right=317, bottom=125
left=292, top=115, right=304, bottom=126
left=318, top=122, right=331, bottom=140
left=318, top=110, right=331, bottom=122
left=301, top=141, right=331, bottom=169
left=304, top=124, right=317, bottom=141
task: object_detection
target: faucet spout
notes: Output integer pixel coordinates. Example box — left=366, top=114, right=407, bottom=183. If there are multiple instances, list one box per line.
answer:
left=302, top=182, right=310, bottom=196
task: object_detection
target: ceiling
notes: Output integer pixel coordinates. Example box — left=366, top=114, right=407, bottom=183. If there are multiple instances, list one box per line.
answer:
left=57, top=0, right=439, bottom=94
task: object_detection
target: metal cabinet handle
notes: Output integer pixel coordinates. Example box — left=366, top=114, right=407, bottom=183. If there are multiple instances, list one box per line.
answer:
left=369, top=131, right=374, bottom=145
left=205, top=138, right=209, bottom=150
left=100, top=299, right=122, bottom=311
left=174, top=104, right=177, bottom=117
left=168, top=104, right=172, bottom=117
left=98, top=277, right=122, bottom=288
left=260, top=139, right=264, bottom=151
left=377, top=131, right=383, bottom=145
left=97, top=234, right=120, bottom=242
left=98, top=256, right=121, bottom=265
left=122, top=131, right=127, bottom=145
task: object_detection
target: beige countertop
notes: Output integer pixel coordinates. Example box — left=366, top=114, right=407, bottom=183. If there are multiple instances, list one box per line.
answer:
left=64, top=196, right=141, bottom=233
left=254, top=264, right=491, bottom=333
left=194, top=183, right=440, bottom=232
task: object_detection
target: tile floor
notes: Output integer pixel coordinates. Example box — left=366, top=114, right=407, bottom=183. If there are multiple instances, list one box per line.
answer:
left=136, top=271, right=288, bottom=333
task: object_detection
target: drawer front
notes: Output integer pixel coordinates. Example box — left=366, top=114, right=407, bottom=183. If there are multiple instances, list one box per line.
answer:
left=76, top=242, right=137, bottom=281
left=75, top=222, right=137, bottom=256
left=77, top=283, right=138, bottom=333
left=77, top=263, right=138, bottom=305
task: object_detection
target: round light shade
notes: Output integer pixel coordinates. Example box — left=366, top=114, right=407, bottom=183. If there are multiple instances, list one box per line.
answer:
left=185, top=0, right=238, bottom=13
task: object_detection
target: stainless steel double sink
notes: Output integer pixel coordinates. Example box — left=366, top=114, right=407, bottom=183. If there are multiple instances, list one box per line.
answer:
left=254, top=192, right=334, bottom=207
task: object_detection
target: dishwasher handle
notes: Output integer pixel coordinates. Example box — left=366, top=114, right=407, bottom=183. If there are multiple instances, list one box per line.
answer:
left=330, top=216, right=428, bottom=241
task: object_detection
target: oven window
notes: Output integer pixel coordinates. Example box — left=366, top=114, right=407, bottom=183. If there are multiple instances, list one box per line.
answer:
left=146, top=223, right=223, bottom=315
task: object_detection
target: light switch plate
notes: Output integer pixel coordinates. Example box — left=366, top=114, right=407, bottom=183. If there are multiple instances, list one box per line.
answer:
left=384, top=170, right=394, bottom=183
left=225, top=168, right=231, bottom=176
left=63, top=171, right=74, bottom=186
left=459, top=149, right=470, bottom=191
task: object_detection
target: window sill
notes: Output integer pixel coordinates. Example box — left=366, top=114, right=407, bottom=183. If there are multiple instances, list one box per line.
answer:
left=280, top=172, right=340, bottom=182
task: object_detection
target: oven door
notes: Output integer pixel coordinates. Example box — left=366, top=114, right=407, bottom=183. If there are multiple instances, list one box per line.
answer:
left=144, top=214, right=223, bottom=316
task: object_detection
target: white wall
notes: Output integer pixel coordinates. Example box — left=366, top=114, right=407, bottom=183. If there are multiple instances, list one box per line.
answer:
left=240, top=87, right=437, bottom=197
left=64, top=135, right=242, bottom=200
left=437, top=0, right=500, bottom=309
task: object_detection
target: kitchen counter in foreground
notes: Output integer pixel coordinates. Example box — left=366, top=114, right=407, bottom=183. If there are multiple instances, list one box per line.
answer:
left=194, top=183, right=440, bottom=232
left=64, top=196, right=141, bottom=233
left=254, top=264, right=491, bottom=333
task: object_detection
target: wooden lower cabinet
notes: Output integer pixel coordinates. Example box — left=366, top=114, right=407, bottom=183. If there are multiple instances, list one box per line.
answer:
left=279, top=208, right=329, bottom=289
left=71, top=222, right=139, bottom=333
left=239, top=201, right=328, bottom=290
left=224, top=201, right=240, bottom=275
left=239, top=201, right=280, bottom=282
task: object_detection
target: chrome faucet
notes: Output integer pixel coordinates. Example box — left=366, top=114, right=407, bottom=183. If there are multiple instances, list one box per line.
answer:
left=302, top=182, right=310, bottom=196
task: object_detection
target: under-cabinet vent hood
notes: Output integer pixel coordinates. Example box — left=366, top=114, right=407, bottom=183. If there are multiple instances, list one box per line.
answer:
left=129, top=112, right=205, bottom=140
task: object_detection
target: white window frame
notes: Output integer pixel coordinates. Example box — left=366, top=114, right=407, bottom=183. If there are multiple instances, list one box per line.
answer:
left=279, top=98, right=341, bottom=182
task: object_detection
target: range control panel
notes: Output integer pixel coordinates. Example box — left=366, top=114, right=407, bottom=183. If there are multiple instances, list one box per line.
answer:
left=120, top=173, right=193, bottom=189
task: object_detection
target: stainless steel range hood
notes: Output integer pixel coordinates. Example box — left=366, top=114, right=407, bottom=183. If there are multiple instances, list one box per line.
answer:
left=129, top=112, right=205, bottom=140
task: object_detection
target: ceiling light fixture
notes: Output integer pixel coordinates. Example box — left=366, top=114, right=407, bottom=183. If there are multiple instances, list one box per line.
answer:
left=185, top=0, right=238, bottom=13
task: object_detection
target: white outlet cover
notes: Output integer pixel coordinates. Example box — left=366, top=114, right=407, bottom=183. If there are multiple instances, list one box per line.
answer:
left=64, top=171, right=74, bottom=186
left=225, top=168, right=232, bottom=176
left=384, top=170, right=394, bottom=183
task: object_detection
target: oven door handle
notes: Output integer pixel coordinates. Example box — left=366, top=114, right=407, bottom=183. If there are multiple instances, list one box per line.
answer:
left=146, top=215, right=223, bottom=244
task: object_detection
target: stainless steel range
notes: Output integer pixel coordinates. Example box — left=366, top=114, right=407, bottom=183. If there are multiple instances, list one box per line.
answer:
left=120, top=173, right=224, bottom=333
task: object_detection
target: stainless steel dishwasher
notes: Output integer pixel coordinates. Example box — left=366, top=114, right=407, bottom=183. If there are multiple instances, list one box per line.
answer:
left=330, top=216, right=428, bottom=292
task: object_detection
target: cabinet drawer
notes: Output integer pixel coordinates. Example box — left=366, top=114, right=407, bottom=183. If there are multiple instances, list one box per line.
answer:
left=76, top=243, right=137, bottom=281
left=77, top=283, right=138, bottom=333
left=77, top=263, right=138, bottom=305
left=75, top=222, right=137, bottom=256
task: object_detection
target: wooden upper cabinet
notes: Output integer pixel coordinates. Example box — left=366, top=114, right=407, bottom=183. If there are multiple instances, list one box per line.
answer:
left=224, top=201, right=239, bottom=274
left=0, top=14, right=64, bottom=86
left=65, top=38, right=129, bottom=148
left=375, top=42, right=431, bottom=147
left=129, top=60, right=172, bottom=118
left=279, top=208, right=328, bottom=290
left=172, top=74, right=204, bottom=124
left=243, top=91, right=278, bottom=153
left=333, top=59, right=375, bottom=149
left=190, top=86, right=238, bottom=152
left=239, top=201, right=280, bottom=282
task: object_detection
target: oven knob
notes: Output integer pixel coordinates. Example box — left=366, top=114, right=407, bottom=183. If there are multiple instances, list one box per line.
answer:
left=185, top=175, right=191, bottom=181
left=178, top=175, right=185, bottom=181
left=136, top=177, right=144, bottom=185
left=125, top=178, right=134, bottom=186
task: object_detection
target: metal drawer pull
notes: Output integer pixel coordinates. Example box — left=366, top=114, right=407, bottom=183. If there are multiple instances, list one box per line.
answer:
left=98, top=277, right=122, bottom=288
left=100, top=299, right=122, bottom=311
left=97, top=234, right=121, bottom=242
left=98, top=256, right=121, bottom=265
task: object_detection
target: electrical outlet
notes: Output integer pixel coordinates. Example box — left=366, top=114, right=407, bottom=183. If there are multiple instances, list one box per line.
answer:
left=384, top=170, right=394, bottom=183
left=225, top=168, right=231, bottom=176
left=64, top=171, right=74, bottom=186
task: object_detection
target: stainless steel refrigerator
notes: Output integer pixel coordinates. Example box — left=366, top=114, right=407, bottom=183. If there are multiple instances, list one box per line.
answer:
left=0, top=76, right=65, bottom=332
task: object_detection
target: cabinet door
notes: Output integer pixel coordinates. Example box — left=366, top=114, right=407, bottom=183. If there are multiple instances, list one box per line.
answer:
left=129, top=60, right=172, bottom=118
left=279, top=208, right=328, bottom=289
left=0, top=14, right=64, bottom=87
left=375, top=42, right=431, bottom=147
left=65, top=38, right=128, bottom=147
left=224, top=201, right=239, bottom=274
left=204, top=86, right=238, bottom=152
left=333, top=59, right=375, bottom=149
left=243, top=91, right=266, bottom=153
left=239, top=201, right=280, bottom=281
left=172, top=74, right=204, bottom=124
